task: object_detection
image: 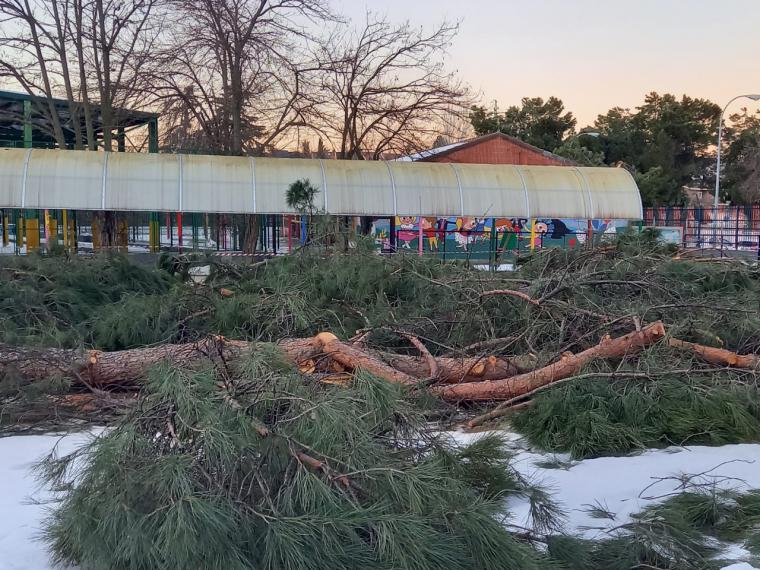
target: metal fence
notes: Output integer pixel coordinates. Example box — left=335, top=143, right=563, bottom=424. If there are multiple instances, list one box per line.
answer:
left=0, top=209, right=289, bottom=256
left=643, top=206, right=760, bottom=258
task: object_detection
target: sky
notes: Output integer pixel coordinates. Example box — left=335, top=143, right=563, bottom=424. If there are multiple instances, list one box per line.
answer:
left=336, top=0, right=760, bottom=127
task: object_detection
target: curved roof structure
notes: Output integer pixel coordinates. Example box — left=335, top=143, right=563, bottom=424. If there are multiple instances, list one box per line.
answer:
left=0, top=148, right=643, bottom=219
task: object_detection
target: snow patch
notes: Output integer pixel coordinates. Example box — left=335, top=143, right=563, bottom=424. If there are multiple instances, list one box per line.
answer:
left=4, top=428, right=760, bottom=568
left=449, top=429, right=760, bottom=565
left=0, top=432, right=98, bottom=570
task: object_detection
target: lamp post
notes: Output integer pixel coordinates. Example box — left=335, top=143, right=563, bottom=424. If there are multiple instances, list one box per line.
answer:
left=713, top=94, right=760, bottom=210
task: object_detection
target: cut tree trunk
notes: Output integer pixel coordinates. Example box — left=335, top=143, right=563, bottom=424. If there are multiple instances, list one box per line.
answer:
left=0, top=322, right=667, bottom=402
left=1, top=337, right=321, bottom=388
left=0, top=335, right=513, bottom=390
left=378, top=353, right=519, bottom=383
left=668, top=338, right=760, bottom=370
left=313, top=332, right=417, bottom=386
left=432, top=321, right=666, bottom=402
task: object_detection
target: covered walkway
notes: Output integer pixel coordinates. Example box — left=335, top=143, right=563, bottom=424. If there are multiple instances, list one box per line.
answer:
left=0, top=148, right=642, bottom=219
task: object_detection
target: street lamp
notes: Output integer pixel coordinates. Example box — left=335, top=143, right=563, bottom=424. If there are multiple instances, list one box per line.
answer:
left=713, top=94, right=760, bottom=210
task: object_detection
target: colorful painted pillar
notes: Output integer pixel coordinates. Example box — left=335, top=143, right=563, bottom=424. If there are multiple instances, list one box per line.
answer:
left=191, top=213, right=199, bottom=250
left=117, top=217, right=129, bottom=252
left=177, top=213, right=183, bottom=252
left=25, top=210, right=40, bottom=253
left=92, top=215, right=101, bottom=252
left=62, top=209, right=77, bottom=252
left=46, top=210, right=59, bottom=250
left=149, top=212, right=161, bottom=253
left=14, top=210, right=23, bottom=254
left=61, top=210, right=68, bottom=251
left=417, top=217, right=423, bottom=256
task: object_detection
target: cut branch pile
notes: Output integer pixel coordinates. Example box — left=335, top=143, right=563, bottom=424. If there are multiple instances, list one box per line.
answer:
left=9, top=319, right=754, bottom=414
left=2, top=237, right=759, bottom=436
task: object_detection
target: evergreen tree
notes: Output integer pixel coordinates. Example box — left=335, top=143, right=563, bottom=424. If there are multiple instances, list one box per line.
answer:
left=591, top=93, right=721, bottom=205
left=470, top=96, right=576, bottom=151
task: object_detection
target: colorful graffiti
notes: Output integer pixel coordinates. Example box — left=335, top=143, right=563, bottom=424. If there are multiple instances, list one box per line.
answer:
left=371, top=217, right=626, bottom=258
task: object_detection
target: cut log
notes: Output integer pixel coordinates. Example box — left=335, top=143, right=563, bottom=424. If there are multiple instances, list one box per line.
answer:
left=668, top=338, right=760, bottom=370
left=1, top=337, right=322, bottom=388
left=2, top=323, right=665, bottom=401
left=432, top=321, right=666, bottom=402
left=0, top=335, right=509, bottom=390
left=313, top=332, right=417, bottom=386
left=378, top=353, right=519, bottom=383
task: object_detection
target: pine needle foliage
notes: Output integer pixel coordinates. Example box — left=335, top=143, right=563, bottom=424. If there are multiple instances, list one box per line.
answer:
left=547, top=487, right=760, bottom=569
left=3, top=233, right=760, bottom=453
left=513, top=350, right=760, bottom=459
left=0, top=254, right=176, bottom=347
left=37, top=352, right=552, bottom=570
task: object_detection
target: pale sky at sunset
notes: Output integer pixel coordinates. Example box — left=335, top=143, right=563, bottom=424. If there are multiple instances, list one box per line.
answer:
left=337, top=0, right=760, bottom=127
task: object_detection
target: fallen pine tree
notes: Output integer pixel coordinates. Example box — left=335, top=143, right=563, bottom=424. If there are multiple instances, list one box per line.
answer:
left=2, top=234, right=759, bottom=437
left=0, top=334, right=520, bottom=391
left=2, top=233, right=760, bottom=569
left=35, top=352, right=557, bottom=570
left=7, top=320, right=758, bottom=410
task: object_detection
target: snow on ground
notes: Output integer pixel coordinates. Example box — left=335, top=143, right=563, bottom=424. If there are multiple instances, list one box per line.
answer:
left=2, top=428, right=760, bottom=569
left=449, top=429, right=760, bottom=568
left=0, top=431, right=98, bottom=570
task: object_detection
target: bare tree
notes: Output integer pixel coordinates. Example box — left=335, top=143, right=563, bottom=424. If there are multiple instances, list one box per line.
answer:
left=317, top=14, right=471, bottom=160
left=0, top=0, right=70, bottom=145
left=0, top=0, right=163, bottom=250
left=0, top=0, right=162, bottom=152
left=151, top=0, right=333, bottom=156
left=148, top=0, right=334, bottom=254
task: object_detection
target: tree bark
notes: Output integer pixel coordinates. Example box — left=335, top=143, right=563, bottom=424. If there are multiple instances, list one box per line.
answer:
left=432, top=321, right=666, bottom=402
left=377, top=352, right=519, bottom=383
left=1, top=323, right=667, bottom=402
left=313, top=332, right=417, bottom=386
left=242, top=215, right=261, bottom=254
left=1, top=337, right=321, bottom=388
left=668, top=338, right=760, bottom=370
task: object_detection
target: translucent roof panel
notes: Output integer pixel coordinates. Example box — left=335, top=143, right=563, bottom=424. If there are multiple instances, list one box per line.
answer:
left=454, top=164, right=530, bottom=218
left=519, top=167, right=592, bottom=219
left=106, top=153, right=180, bottom=211
left=25, top=149, right=103, bottom=210
left=0, top=149, right=643, bottom=219
left=580, top=167, right=643, bottom=219
left=182, top=154, right=254, bottom=213
left=388, top=162, right=462, bottom=216
left=0, top=148, right=29, bottom=207
left=322, top=160, right=394, bottom=215
left=252, top=157, right=324, bottom=214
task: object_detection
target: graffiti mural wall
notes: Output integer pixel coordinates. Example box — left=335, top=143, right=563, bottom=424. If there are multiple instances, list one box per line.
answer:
left=372, top=217, right=627, bottom=258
